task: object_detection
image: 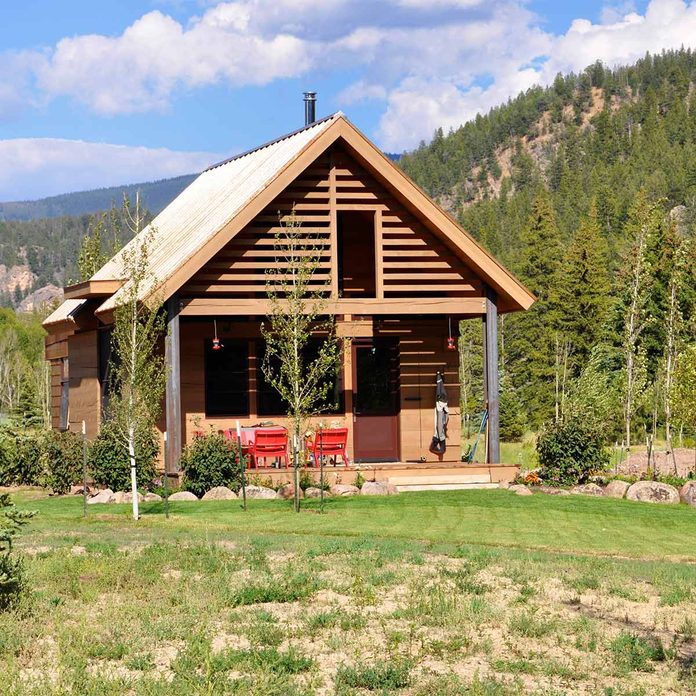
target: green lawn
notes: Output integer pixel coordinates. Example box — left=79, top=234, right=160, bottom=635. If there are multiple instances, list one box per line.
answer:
left=2, top=488, right=695, bottom=695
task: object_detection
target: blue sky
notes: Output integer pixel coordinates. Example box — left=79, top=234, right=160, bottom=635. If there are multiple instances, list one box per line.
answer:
left=3, top=0, right=693, bottom=202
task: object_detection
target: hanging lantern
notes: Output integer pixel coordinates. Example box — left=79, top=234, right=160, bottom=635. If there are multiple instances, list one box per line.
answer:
left=212, top=320, right=223, bottom=351
left=446, top=316, right=457, bottom=351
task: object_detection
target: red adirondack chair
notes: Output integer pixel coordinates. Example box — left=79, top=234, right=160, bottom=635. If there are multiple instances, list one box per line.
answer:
left=248, top=428, right=290, bottom=469
left=311, top=428, right=350, bottom=467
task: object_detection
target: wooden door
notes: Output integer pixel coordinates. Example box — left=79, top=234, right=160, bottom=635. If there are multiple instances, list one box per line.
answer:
left=352, top=338, right=400, bottom=462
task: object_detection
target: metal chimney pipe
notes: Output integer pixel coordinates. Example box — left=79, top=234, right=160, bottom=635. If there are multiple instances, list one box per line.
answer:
left=303, top=91, right=316, bottom=126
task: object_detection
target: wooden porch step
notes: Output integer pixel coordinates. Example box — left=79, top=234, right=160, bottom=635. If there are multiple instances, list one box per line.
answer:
left=388, top=473, right=492, bottom=486
left=395, top=482, right=499, bottom=492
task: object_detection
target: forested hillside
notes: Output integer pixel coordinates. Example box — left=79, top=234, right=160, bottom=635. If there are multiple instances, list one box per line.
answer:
left=402, top=48, right=696, bottom=445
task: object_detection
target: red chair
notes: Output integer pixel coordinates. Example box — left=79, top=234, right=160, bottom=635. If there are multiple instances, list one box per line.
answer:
left=248, top=428, right=290, bottom=469
left=311, top=428, right=350, bottom=467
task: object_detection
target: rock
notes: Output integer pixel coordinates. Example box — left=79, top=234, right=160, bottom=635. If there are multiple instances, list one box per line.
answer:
left=604, top=480, right=630, bottom=499
left=111, top=491, right=144, bottom=504
left=329, top=484, right=359, bottom=497
left=202, top=486, right=237, bottom=501
left=87, top=489, right=114, bottom=505
left=498, top=481, right=511, bottom=489
left=276, top=483, right=303, bottom=500
left=680, top=481, right=696, bottom=507
left=144, top=492, right=163, bottom=502
left=538, top=486, right=570, bottom=496
left=626, top=480, right=680, bottom=504
left=360, top=481, right=390, bottom=496
left=244, top=485, right=277, bottom=500
left=70, top=485, right=94, bottom=496
left=571, top=483, right=604, bottom=497
left=386, top=483, right=400, bottom=495
left=168, top=491, right=199, bottom=502
left=509, top=484, right=532, bottom=496
left=304, top=487, right=325, bottom=498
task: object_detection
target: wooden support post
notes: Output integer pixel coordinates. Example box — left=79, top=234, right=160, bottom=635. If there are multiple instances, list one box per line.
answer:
left=374, top=208, right=384, bottom=299
left=165, top=295, right=182, bottom=473
left=483, top=287, right=500, bottom=464
left=329, top=151, right=339, bottom=299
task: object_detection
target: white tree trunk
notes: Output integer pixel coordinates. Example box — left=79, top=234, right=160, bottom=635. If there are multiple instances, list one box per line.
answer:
left=128, top=425, right=139, bottom=520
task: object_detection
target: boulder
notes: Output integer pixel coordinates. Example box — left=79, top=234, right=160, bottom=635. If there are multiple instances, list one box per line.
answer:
left=244, top=485, right=277, bottom=500
left=144, top=492, right=163, bottom=502
left=87, top=489, right=114, bottom=505
left=202, top=486, right=237, bottom=501
left=626, top=480, right=679, bottom=504
left=168, top=491, right=199, bottom=502
left=386, top=483, right=400, bottom=495
left=509, top=484, right=532, bottom=496
left=497, top=481, right=511, bottom=490
left=70, top=485, right=94, bottom=496
left=304, top=487, right=325, bottom=498
left=571, top=483, right=604, bottom=497
left=329, top=484, right=359, bottom=497
left=538, top=486, right=570, bottom=496
left=361, top=481, right=390, bottom=496
left=604, top=480, right=630, bottom=499
left=680, top=481, right=696, bottom=507
left=276, top=483, right=303, bottom=500
left=111, top=491, right=144, bottom=504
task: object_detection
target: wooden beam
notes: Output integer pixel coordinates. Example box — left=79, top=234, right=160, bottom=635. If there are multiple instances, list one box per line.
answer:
left=63, top=279, right=123, bottom=300
left=165, top=295, right=182, bottom=473
left=329, top=151, right=339, bottom=299
left=483, top=287, right=500, bottom=464
left=374, top=208, right=384, bottom=299
left=179, top=297, right=486, bottom=316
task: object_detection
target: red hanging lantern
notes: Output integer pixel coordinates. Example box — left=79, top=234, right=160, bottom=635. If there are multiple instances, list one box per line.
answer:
left=446, top=316, right=457, bottom=351
left=212, top=320, right=222, bottom=351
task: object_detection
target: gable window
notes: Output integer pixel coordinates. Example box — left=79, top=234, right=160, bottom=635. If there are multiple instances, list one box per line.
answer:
left=205, top=340, right=249, bottom=416
left=337, top=210, right=376, bottom=298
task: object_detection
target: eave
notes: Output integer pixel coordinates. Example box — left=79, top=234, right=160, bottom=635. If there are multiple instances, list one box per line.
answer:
left=63, top=279, right=124, bottom=300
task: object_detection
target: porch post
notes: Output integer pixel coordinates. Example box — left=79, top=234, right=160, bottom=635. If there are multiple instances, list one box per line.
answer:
left=165, top=294, right=182, bottom=473
left=483, top=287, right=500, bottom=464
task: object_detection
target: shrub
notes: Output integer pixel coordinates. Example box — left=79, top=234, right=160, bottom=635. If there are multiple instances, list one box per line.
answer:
left=335, top=659, right=412, bottom=690
left=609, top=632, right=665, bottom=672
left=41, top=430, right=84, bottom=494
left=89, top=420, right=158, bottom=491
left=537, top=419, right=609, bottom=486
left=0, top=493, right=35, bottom=611
left=0, top=426, right=51, bottom=487
left=180, top=433, right=243, bottom=497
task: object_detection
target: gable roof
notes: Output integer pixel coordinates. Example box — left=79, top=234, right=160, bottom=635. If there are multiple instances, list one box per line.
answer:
left=45, top=112, right=533, bottom=330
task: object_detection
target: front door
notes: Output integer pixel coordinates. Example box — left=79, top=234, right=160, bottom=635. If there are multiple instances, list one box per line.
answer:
left=352, top=338, right=400, bottom=462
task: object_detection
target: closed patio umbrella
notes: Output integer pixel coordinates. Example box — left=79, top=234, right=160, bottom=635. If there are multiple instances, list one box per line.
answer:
left=430, top=371, right=449, bottom=455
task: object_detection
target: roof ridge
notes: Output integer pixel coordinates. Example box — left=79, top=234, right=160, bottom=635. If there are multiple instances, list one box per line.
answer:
left=205, top=111, right=342, bottom=172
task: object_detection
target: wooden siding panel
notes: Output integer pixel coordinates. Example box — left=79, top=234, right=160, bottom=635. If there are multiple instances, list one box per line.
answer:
left=67, top=331, right=100, bottom=438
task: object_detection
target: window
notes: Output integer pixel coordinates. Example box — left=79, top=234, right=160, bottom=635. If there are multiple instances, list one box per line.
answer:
left=338, top=210, right=376, bottom=297
left=205, top=340, right=249, bottom=416
left=256, top=339, right=343, bottom=416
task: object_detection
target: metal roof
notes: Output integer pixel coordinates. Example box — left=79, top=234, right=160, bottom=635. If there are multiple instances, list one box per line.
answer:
left=42, top=299, right=86, bottom=327
left=93, top=113, right=341, bottom=313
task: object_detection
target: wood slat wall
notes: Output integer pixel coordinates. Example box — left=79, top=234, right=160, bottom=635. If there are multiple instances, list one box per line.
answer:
left=182, top=145, right=482, bottom=302
left=67, top=330, right=100, bottom=438
left=46, top=333, right=69, bottom=430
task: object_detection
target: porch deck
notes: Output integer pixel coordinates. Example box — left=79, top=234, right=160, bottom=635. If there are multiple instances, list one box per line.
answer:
left=244, top=462, right=519, bottom=491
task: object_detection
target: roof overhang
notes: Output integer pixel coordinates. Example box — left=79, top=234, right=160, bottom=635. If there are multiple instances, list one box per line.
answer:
left=63, top=279, right=123, bottom=300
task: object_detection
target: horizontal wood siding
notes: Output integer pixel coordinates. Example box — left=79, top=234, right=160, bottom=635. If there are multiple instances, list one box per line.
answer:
left=67, top=330, right=100, bottom=438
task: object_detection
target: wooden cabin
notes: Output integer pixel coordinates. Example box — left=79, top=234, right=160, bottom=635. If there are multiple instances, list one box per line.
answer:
left=43, top=110, right=534, bottom=487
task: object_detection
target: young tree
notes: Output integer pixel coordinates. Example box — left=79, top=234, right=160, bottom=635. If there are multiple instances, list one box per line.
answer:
left=108, top=196, right=166, bottom=520
left=671, top=344, right=696, bottom=472
left=77, top=205, right=126, bottom=281
left=618, top=192, right=661, bottom=448
left=261, top=211, right=341, bottom=513
left=0, top=493, right=35, bottom=611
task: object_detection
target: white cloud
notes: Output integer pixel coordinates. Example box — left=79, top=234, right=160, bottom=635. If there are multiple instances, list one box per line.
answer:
left=3, top=0, right=696, bottom=154
left=0, top=139, right=222, bottom=201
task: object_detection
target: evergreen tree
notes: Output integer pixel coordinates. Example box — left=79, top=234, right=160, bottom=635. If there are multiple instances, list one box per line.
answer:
left=557, top=203, right=611, bottom=374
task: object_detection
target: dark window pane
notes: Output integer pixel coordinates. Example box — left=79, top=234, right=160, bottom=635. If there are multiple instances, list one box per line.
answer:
left=353, top=339, right=399, bottom=416
left=205, top=340, right=249, bottom=416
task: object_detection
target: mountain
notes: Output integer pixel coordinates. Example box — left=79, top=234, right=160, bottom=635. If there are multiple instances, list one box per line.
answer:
left=0, top=174, right=197, bottom=222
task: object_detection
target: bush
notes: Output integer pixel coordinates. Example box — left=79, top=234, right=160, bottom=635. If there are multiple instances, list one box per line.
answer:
left=609, top=632, right=665, bottom=672
left=0, top=493, right=35, bottom=611
left=89, top=420, right=158, bottom=491
left=41, top=430, right=84, bottom=494
left=180, top=433, right=243, bottom=497
left=537, top=419, right=609, bottom=486
left=0, top=426, right=47, bottom=486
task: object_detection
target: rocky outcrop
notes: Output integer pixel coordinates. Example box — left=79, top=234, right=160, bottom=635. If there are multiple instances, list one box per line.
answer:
left=329, top=484, right=359, bottom=497
left=680, top=481, right=696, bottom=507
left=202, top=486, right=237, bottom=501
left=168, top=491, right=199, bottom=502
left=111, top=491, right=144, bottom=504
left=244, top=485, right=277, bottom=499
left=571, top=483, right=604, bottom=496
left=626, top=481, right=679, bottom=504
left=604, top=480, right=630, bottom=499
left=18, top=284, right=62, bottom=313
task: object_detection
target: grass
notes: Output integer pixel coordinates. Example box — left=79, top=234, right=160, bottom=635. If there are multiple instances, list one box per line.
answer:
left=1, top=486, right=695, bottom=694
